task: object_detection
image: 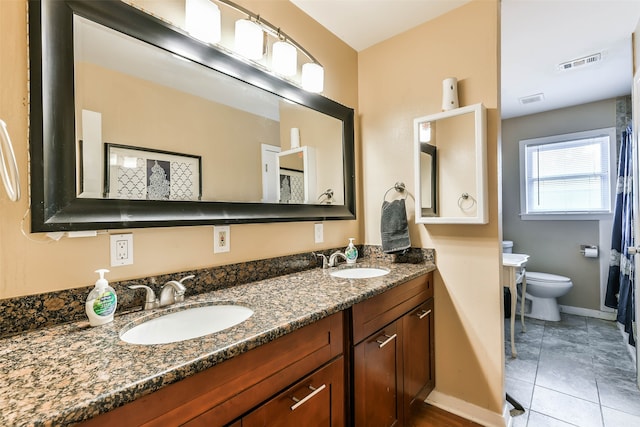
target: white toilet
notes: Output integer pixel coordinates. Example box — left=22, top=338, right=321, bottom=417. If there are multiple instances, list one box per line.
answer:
left=502, top=241, right=573, bottom=321
left=523, top=272, right=573, bottom=321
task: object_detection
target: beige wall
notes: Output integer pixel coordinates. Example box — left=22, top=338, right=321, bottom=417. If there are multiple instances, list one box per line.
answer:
left=358, top=0, right=503, bottom=420
left=0, top=0, right=359, bottom=298
left=502, top=99, right=617, bottom=311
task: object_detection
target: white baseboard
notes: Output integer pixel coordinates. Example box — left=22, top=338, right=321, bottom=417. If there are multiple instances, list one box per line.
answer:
left=559, top=305, right=616, bottom=321
left=426, top=389, right=509, bottom=426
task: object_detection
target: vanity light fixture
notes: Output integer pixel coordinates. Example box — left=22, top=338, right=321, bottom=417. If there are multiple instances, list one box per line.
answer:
left=185, top=0, right=221, bottom=44
left=186, top=0, right=324, bottom=93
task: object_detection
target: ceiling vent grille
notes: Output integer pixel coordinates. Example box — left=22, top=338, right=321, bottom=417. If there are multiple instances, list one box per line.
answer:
left=519, top=93, right=544, bottom=105
left=558, top=53, right=602, bottom=71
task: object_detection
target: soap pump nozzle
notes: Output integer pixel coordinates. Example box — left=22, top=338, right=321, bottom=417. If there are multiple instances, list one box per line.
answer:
left=95, top=269, right=110, bottom=289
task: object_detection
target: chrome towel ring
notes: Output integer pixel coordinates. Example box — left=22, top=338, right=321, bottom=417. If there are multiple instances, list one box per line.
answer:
left=383, top=182, right=413, bottom=202
left=457, top=192, right=476, bottom=211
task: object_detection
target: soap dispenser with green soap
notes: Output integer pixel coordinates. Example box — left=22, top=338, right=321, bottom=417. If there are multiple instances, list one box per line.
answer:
left=85, top=269, right=117, bottom=326
left=345, top=238, right=358, bottom=264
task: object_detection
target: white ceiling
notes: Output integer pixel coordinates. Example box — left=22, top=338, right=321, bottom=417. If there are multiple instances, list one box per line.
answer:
left=291, top=0, right=640, bottom=119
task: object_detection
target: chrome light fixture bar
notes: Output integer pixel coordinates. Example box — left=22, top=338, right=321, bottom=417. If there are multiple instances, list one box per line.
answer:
left=185, top=0, right=324, bottom=92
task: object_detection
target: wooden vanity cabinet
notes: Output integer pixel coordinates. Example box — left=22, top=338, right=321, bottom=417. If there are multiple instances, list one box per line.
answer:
left=79, top=271, right=434, bottom=427
left=350, top=273, right=434, bottom=427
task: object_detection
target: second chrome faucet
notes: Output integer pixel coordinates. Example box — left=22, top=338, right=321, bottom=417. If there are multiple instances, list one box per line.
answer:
left=314, top=251, right=347, bottom=269
left=129, top=275, right=194, bottom=310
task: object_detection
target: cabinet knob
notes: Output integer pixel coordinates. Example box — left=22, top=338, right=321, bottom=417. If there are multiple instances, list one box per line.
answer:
left=290, top=384, right=326, bottom=411
left=375, top=333, right=397, bottom=348
left=416, top=309, right=432, bottom=320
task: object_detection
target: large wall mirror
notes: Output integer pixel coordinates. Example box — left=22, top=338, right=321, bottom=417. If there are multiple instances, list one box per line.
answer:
left=413, top=103, right=487, bottom=224
left=29, top=0, right=355, bottom=232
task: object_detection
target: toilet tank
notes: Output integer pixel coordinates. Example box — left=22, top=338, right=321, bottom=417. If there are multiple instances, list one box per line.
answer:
left=502, top=240, right=513, bottom=253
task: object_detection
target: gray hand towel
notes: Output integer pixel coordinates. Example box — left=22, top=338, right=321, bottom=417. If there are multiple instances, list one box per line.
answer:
left=381, top=199, right=411, bottom=254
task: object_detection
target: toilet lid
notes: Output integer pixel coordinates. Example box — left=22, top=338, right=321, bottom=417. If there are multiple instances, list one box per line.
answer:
left=526, top=271, right=572, bottom=284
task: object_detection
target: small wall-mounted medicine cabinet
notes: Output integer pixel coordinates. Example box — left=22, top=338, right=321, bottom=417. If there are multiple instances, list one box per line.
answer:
left=413, top=103, right=488, bottom=224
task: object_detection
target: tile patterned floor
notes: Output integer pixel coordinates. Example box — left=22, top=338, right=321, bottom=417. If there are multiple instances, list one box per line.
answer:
left=505, top=313, right=640, bottom=427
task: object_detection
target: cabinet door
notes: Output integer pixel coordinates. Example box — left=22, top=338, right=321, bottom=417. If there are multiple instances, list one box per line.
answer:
left=242, top=357, right=344, bottom=427
left=402, top=298, right=434, bottom=412
left=353, top=320, right=402, bottom=427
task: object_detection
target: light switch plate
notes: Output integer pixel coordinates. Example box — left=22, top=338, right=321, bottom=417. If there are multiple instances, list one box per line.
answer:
left=110, top=234, right=133, bottom=266
left=314, top=223, right=323, bottom=243
left=214, top=226, right=230, bottom=253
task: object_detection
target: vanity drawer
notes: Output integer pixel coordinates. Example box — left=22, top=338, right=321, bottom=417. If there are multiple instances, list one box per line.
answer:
left=239, top=357, right=344, bottom=427
left=351, top=273, right=432, bottom=344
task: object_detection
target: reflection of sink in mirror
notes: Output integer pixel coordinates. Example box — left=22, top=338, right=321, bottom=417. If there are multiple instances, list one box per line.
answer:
left=330, top=267, right=390, bottom=279
left=502, top=253, right=529, bottom=267
left=120, top=304, right=253, bottom=345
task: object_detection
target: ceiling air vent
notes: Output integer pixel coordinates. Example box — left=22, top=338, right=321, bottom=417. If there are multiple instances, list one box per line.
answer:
left=558, top=53, right=602, bottom=71
left=519, top=93, right=544, bottom=105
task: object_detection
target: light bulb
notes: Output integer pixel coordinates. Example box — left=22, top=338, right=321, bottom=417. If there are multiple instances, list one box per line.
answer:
left=235, top=19, right=264, bottom=60
left=185, top=0, right=221, bottom=44
left=301, top=63, right=324, bottom=93
left=272, top=41, right=297, bottom=76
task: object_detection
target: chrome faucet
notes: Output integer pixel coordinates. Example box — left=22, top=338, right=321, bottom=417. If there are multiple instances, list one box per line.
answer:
left=159, top=275, right=194, bottom=306
left=129, top=275, right=194, bottom=310
left=328, top=251, right=347, bottom=267
left=128, top=284, right=159, bottom=310
left=314, top=252, right=329, bottom=269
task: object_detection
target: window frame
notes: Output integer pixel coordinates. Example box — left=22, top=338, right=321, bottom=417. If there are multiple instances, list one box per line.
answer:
left=518, top=127, right=617, bottom=221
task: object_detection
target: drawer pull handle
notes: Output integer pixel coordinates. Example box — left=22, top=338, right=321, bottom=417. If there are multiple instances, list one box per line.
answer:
left=290, top=384, right=326, bottom=411
left=416, top=309, right=432, bottom=320
left=376, top=333, right=397, bottom=348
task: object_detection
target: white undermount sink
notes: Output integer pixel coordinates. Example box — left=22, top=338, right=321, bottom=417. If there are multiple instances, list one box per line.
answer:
left=330, top=267, right=390, bottom=279
left=119, top=303, right=253, bottom=345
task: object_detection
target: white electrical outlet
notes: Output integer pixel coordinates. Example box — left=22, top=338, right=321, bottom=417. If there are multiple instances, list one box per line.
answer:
left=214, top=226, right=230, bottom=253
left=314, top=223, right=323, bottom=243
left=110, top=234, right=133, bottom=266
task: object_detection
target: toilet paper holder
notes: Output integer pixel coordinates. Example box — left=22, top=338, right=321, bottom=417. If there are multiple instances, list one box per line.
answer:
left=580, top=245, right=598, bottom=258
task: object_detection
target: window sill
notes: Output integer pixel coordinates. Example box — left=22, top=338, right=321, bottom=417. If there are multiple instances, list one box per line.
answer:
left=519, top=212, right=613, bottom=221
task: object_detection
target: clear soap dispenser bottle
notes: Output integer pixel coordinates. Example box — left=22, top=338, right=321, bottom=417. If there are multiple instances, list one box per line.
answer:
left=345, top=238, right=358, bottom=264
left=85, top=269, right=117, bottom=326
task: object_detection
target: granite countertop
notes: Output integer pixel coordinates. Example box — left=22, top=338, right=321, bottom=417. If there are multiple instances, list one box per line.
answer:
left=0, top=260, right=435, bottom=426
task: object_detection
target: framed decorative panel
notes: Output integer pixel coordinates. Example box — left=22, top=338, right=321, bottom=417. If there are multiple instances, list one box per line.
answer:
left=104, top=143, right=201, bottom=201
left=279, top=168, right=304, bottom=204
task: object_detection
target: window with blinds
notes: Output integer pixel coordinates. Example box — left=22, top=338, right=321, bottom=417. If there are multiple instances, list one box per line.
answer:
left=519, top=127, right=616, bottom=219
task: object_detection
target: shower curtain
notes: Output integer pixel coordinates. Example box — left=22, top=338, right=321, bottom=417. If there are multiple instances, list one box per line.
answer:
left=605, top=125, right=635, bottom=346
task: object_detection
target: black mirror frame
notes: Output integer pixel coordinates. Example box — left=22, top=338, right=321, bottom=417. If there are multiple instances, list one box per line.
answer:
left=28, top=0, right=356, bottom=232
left=420, top=143, right=437, bottom=217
